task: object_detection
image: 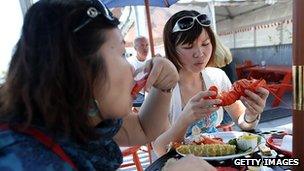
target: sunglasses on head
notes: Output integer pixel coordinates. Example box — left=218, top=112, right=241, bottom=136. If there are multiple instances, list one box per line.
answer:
left=73, top=0, right=115, bottom=32
left=172, top=14, right=211, bottom=33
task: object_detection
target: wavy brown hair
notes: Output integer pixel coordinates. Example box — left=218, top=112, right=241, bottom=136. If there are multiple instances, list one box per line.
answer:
left=0, top=0, right=119, bottom=143
left=163, top=10, right=216, bottom=71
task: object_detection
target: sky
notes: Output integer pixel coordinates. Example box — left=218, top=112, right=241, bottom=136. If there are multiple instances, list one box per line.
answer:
left=0, top=0, right=23, bottom=75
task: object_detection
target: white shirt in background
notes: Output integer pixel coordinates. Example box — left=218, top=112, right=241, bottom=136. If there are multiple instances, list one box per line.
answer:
left=127, top=55, right=149, bottom=96
left=127, top=56, right=147, bottom=71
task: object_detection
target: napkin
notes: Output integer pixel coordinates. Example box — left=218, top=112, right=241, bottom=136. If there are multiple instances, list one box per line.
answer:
left=280, top=135, right=292, bottom=152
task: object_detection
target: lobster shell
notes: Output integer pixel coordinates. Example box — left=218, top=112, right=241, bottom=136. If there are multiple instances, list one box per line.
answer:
left=207, top=79, right=268, bottom=106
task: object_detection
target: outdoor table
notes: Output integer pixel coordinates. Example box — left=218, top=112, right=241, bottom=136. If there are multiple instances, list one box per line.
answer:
left=145, top=130, right=293, bottom=171
left=244, top=65, right=292, bottom=107
left=236, top=64, right=258, bottom=79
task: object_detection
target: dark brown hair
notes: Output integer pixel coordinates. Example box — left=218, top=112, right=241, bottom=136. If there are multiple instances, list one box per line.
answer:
left=0, top=0, right=119, bottom=143
left=163, top=10, right=216, bottom=71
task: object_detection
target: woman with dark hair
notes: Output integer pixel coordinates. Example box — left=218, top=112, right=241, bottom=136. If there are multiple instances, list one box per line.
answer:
left=0, top=1, right=215, bottom=170
left=153, top=10, right=269, bottom=156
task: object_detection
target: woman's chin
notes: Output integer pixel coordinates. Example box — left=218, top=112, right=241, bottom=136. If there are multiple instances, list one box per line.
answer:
left=192, top=67, right=204, bottom=73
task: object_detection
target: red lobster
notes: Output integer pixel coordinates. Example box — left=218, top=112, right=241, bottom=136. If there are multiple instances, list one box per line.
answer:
left=205, top=79, right=283, bottom=106
left=131, top=71, right=149, bottom=99
left=131, top=78, right=147, bottom=98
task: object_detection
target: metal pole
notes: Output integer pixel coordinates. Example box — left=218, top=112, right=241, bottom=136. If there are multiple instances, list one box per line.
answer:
left=253, top=26, right=257, bottom=47
left=144, top=0, right=155, bottom=57
left=292, top=0, right=304, bottom=170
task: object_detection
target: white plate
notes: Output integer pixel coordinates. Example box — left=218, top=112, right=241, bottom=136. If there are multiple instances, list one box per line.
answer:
left=177, top=131, right=265, bottom=161
left=258, top=150, right=277, bottom=159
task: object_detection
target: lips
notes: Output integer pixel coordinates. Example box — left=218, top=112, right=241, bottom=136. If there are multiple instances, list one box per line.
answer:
left=194, top=62, right=204, bottom=66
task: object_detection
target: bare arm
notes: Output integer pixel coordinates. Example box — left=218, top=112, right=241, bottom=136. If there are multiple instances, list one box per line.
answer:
left=114, top=87, right=172, bottom=146
left=224, top=100, right=246, bottom=124
left=153, top=91, right=222, bottom=156
left=152, top=113, right=190, bottom=156
left=115, top=57, right=179, bottom=146
left=224, top=87, right=269, bottom=130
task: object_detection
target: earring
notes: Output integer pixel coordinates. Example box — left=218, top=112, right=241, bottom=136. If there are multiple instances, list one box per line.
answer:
left=88, top=99, right=100, bottom=117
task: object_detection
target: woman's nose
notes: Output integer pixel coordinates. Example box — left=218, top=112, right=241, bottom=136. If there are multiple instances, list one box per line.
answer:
left=193, top=46, right=204, bottom=58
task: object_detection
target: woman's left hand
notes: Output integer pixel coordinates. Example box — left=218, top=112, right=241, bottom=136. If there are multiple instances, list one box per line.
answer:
left=240, top=87, right=269, bottom=119
left=144, top=57, right=179, bottom=92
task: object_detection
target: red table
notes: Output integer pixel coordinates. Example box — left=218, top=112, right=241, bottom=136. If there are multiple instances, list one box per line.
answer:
left=236, top=64, right=258, bottom=79
left=244, top=65, right=292, bottom=107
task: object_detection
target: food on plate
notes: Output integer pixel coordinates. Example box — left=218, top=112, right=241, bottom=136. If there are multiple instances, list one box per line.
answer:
left=236, top=134, right=258, bottom=151
left=167, top=141, right=182, bottom=151
left=174, top=132, right=263, bottom=159
left=187, top=135, right=224, bottom=145
left=228, top=138, right=237, bottom=146
left=176, top=144, right=236, bottom=157
left=258, top=144, right=272, bottom=156
left=189, top=126, right=224, bottom=145
left=202, top=136, right=224, bottom=145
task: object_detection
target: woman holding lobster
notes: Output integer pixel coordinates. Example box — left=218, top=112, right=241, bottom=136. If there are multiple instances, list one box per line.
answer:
left=153, top=10, right=269, bottom=156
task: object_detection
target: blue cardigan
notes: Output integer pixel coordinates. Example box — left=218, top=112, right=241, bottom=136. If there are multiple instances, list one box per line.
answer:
left=0, top=119, right=123, bottom=171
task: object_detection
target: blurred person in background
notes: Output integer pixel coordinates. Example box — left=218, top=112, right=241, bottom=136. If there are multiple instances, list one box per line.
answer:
left=208, top=34, right=237, bottom=83
left=127, top=36, right=149, bottom=70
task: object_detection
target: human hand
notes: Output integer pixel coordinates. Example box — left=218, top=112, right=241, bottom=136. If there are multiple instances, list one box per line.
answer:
left=240, top=87, right=269, bottom=120
left=164, top=155, right=216, bottom=171
left=144, top=57, right=179, bottom=92
left=181, top=91, right=222, bottom=124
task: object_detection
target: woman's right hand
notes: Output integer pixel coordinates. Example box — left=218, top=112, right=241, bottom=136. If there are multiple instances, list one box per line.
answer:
left=143, top=57, right=179, bottom=92
left=181, top=91, right=222, bottom=124
left=165, top=155, right=216, bottom=171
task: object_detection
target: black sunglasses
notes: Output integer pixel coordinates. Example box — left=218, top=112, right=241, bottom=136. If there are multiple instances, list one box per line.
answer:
left=73, top=0, right=115, bottom=32
left=172, top=14, right=211, bottom=33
